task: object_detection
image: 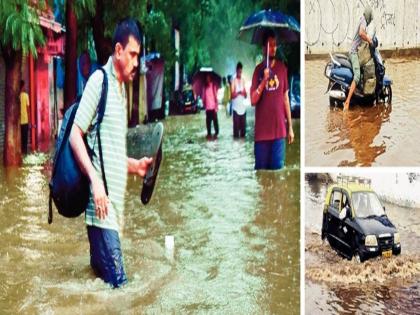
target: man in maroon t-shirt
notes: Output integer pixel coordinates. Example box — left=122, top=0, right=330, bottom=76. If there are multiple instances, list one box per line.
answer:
left=250, top=30, right=294, bottom=170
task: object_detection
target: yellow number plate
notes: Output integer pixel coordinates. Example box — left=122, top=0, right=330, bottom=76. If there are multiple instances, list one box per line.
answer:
left=382, top=250, right=392, bottom=258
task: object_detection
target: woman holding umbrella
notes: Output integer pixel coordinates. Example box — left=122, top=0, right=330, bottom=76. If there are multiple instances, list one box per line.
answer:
left=250, top=29, right=295, bottom=169
left=193, top=68, right=221, bottom=139
left=203, top=74, right=219, bottom=138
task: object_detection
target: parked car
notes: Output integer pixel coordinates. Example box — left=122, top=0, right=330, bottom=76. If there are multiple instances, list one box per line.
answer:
left=321, top=176, right=401, bottom=262
left=170, top=86, right=198, bottom=115
left=179, top=87, right=198, bottom=114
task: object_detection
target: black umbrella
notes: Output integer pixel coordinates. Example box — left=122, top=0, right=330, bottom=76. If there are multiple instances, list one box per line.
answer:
left=238, top=9, right=300, bottom=68
left=192, top=67, right=222, bottom=97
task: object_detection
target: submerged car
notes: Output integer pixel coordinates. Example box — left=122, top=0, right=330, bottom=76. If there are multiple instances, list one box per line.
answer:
left=321, top=177, right=401, bottom=262
left=176, top=86, right=198, bottom=114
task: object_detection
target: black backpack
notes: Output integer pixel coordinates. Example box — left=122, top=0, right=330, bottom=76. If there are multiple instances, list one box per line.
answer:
left=48, top=68, right=108, bottom=224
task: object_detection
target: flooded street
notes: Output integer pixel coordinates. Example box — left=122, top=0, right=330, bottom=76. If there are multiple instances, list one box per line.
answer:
left=0, top=108, right=300, bottom=314
left=305, top=58, right=420, bottom=166
left=305, top=178, right=420, bottom=315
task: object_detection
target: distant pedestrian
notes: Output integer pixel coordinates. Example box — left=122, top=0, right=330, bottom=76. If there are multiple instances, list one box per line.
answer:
left=202, top=74, right=219, bottom=138
left=231, top=62, right=247, bottom=138
left=77, top=51, right=97, bottom=97
left=222, top=77, right=231, bottom=116
left=20, top=80, right=29, bottom=154
left=250, top=30, right=294, bottom=170
left=227, top=75, right=233, bottom=116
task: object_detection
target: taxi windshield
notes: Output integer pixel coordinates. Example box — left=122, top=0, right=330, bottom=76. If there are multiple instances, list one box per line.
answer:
left=351, top=191, right=385, bottom=218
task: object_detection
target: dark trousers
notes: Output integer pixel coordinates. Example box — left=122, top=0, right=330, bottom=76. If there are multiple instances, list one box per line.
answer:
left=233, top=111, right=246, bottom=138
left=21, top=124, right=28, bottom=154
left=87, top=225, right=127, bottom=288
left=206, top=110, right=219, bottom=136
left=254, top=138, right=286, bottom=170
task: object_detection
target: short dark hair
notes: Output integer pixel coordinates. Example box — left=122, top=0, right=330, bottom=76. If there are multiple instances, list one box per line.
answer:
left=262, top=29, right=276, bottom=46
left=112, top=18, right=142, bottom=52
left=236, top=62, right=243, bottom=70
left=20, top=80, right=25, bottom=89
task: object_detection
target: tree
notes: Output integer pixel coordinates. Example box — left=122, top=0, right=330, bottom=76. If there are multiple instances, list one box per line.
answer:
left=63, top=0, right=95, bottom=110
left=0, top=0, right=46, bottom=166
left=63, top=0, right=78, bottom=110
left=59, top=0, right=300, bottom=107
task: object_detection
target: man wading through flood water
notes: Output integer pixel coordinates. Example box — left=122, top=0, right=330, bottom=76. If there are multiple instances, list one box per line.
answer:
left=250, top=30, right=295, bottom=170
left=343, top=5, right=374, bottom=111
left=70, top=18, right=153, bottom=288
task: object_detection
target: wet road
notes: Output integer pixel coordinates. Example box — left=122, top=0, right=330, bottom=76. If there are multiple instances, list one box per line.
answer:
left=305, top=177, right=420, bottom=315
left=0, top=108, right=300, bottom=314
left=305, top=58, right=420, bottom=166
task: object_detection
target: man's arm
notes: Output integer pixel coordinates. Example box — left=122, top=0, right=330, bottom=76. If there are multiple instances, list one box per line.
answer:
left=231, top=79, right=241, bottom=99
left=230, top=80, right=236, bottom=98
left=69, top=124, right=109, bottom=220
left=243, top=79, right=247, bottom=98
left=284, top=90, right=295, bottom=145
left=251, top=68, right=269, bottom=106
left=359, top=25, right=372, bottom=45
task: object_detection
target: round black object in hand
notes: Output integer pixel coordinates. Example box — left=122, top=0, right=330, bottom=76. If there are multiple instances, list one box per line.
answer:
left=141, top=122, right=164, bottom=205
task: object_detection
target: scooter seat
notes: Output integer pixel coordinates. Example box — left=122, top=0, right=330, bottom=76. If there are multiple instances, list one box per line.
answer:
left=333, top=53, right=352, bottom=69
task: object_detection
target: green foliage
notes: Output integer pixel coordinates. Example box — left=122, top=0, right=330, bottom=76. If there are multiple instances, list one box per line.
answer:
left=73, top=0, right=95, bottom=19
left=0, top=0, right=47, bottom=57
left=57, top=0, right=300, bottom=91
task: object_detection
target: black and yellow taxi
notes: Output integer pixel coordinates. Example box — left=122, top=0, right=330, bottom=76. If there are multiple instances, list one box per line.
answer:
left=321, top=176, right=401, bottom=262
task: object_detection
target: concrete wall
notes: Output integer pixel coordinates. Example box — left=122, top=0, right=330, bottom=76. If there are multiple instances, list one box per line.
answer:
left=305, top=0, right=420, bottom=54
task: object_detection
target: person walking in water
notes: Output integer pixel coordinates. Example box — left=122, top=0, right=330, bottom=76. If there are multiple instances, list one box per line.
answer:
left=343, top=5, right=374, bottom=111
left=70, top=18, right=153, bottom=288
left=250, top=30, right=294, bottom=170
left=20, top=80, right=30, bottom=154
left=202, top=74, right=219, bottom=139
left=231, top=62, right=247, bottom=138
left=222, top=76, right=231, bottom=117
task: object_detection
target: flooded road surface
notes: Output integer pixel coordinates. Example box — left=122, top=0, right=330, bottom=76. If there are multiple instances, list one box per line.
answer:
left=305, top=178, right=420, bottom=315
left=0, top=108, right=300, bottom=314
left=305, top=58, right=420, bottom=166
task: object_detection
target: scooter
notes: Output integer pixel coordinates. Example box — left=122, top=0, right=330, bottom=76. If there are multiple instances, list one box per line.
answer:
left=324, top=36, right=392, bottom=107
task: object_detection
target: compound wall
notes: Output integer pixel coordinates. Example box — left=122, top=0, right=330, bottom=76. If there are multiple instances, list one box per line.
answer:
left=305, top=0, right=420, bottom=54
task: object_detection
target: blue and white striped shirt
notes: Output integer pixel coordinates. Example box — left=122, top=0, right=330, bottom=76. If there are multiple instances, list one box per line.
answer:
left=74, top=57, right=128, bottom=232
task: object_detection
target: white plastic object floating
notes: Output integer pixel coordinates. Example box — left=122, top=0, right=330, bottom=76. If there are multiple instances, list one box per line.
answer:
left=165, top=235, right=174, bottom=260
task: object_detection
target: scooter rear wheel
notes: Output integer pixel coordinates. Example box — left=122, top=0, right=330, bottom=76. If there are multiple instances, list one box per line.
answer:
left=378, top=85, right=392, bottom=104
left=383, top=85, right=392, bottom=104
left=329, top=96, right=343, bottom=107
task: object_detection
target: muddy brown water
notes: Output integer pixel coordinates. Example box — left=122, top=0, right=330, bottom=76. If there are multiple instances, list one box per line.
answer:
left=0, top=108, right=300, bottom=314
left=305, top=178, right=420, bottom=315
left=305, top=58, right=420, bottom=166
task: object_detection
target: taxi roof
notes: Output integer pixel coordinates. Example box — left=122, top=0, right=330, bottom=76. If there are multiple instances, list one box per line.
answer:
left=328, top=183, right=374, bottom=194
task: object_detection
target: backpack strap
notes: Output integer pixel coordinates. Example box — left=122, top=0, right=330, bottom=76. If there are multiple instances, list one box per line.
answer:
left=95, top=68, right=109, bottom=195
left=48, top=190, right=53, bottom=224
